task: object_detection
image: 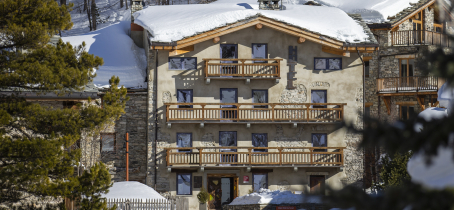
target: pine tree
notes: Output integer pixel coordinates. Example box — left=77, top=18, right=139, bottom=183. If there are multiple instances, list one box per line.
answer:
left=373, top=151, right=413, bottom=190
left=0, top=0, right=128, bottom=207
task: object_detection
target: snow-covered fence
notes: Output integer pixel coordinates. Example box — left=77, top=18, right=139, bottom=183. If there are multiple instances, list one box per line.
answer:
left=106, top=198, right=172, bottom=210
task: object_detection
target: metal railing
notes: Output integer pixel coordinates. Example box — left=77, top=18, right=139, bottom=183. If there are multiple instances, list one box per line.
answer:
left=203, top=59, right=282, bottom=78
left=165, top=103, right=346, bottom=123
left=391, top=30, right=452, bottom=47
left=166, top=147, right=345, bottom=167
left=377, top=76, right=439, bottom=92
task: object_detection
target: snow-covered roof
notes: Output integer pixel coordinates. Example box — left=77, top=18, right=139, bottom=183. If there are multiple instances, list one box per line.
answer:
left=62, top=21, right=147, bottom=89
left=133, top=2, right=373, bottom=44
left=101, top=181, right=167, bottom=200
left=229, top=189, right=321, bottom=205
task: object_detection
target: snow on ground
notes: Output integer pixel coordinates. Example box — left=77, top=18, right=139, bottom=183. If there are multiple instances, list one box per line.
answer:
left=101, top=181, right=167, bottom=200
left=229, top=189, right=321, bottom=205
left=407, top=82, right=454, bottom=189
left=62, top=21, right=147, bottom=89
left=133, top=2, right=370, bottom=43
left=63, top=0, right=131, bottom=37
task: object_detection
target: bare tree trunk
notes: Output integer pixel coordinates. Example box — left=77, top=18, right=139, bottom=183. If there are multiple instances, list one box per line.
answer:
left=120, top=0, right=124, bottom=8
left=84, top=0, right=88, bottom=11
left=86, top=0, right=92, bottom=31
left=91, top=0, right=97, bottom=31
left=126, top=0, right=129, bottom=9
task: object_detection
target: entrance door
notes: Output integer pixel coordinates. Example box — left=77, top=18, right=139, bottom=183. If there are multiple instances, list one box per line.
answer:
left=220, top=44, right=238, bottom=76
left=208, top=175, right=238, bottom=210
left=220, top=88, right=238, bottom=120
left=208, top=177, right=222, bottom=210
left=310, top=175, right=325, bottom=195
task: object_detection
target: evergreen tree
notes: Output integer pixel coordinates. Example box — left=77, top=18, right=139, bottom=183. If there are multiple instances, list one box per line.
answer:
left=373, top=151, right=413, bottom=190
left=0, top=0, right=128, bottom=207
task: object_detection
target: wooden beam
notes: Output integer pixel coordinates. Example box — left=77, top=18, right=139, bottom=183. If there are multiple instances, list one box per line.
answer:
left=169, top=45, right=195, bottom=56
left=391, top=0, right=436, bottom=30
left=255, top=23, right=263, bottom=30
left=213, top=37, right=220, bottom=44
left=416, top=95, right=425, bottom=111
left=322, top=46, right=350, bottom=57
left=383, top=96, right=391, bottom=115
left=297, top=37, right=306, bottom=44
left=378, top=92, right=438, bottom=96
left=365, top=102, right=373, bottom=107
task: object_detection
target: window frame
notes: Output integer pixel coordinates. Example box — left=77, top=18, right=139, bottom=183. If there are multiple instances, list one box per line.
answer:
left=176, top=133, right=192, bottom=153
left=177, top=89, right=193, bottom=108
left=311, top=90, right=327, bottom=108
left=252, top=133, right=268, bottom=152
left=252, top=173, right=268, bottom=192
left=176, top=173, right=192, bottom=195
left=399, top=58, right=415, bottom=77
left=400, top=105, right=416, bottom=120
left=251, top=43, right=268, bottom=63
left=314, top=57, right=342, bottom=70
left=100, top=133, right=116, bottom=153
left=168, top=57, right=197, bottom=70
left=252, top=89, right=268, bottom=108
left=311, top=133, right=327, bottom=152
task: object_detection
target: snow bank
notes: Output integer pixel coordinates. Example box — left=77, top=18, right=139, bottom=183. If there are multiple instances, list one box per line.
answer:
left=62, top=21, right=147, bottom=89
left=101, top=181, right=166, bottom=200
left=133, top=3, right=370, bottom=43
left=229, top=189, right=321, bottom=205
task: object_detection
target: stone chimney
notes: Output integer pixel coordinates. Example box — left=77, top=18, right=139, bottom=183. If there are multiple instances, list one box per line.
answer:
left=258, top=0, right=281, bottom=10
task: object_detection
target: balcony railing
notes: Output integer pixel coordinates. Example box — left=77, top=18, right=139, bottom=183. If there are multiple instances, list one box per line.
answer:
left=203, top=59, right=281, bottom=79
left=165, top=103, right=345, bottom=123
left=377, top=76, right=438, bottom=93
left=391, top=30, right=452, bottom=47
left=166, top=147, right=344, bottom=167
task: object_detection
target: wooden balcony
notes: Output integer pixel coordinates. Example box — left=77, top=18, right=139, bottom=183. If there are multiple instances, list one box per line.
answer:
left=203, top=59, right=282, bottom=82
left=391, top=30, right=452, bottom=47
left=166, top=147, right=344, bottom=167
left=377, top=76, right=439, bottom=94
left=165, top=103, right=345, bottom=124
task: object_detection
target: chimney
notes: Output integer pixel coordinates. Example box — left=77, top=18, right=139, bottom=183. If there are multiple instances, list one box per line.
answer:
left=131, top=0, right=144, bottom=14
left=258, top=0, right=281, bottom=10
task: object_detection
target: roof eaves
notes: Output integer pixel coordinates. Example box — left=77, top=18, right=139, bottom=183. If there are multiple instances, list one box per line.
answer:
left=389, top=0, right=434, bottom=27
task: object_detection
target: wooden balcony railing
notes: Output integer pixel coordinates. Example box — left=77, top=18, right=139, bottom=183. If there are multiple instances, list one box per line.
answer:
left=166, top=147, right=344, bottom=167
left=391, top=30, right=452, bottom=47
left=165, top=103, right=345, bottom=123
left=377, top=76, right=439, bottom=93
left=203, top=59, right=282, bottom=79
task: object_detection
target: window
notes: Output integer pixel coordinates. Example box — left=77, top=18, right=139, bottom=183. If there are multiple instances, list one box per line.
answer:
left=400, top=59, right=414, bottom=78
left=400, top=105, right=415, bottom=120
left=252, top=43, right=268, bottom=63
left=252, top=133, right=268, bottom=152
left=364, top=106, right=370, bottom=119
left=252, top=90, right=268, bottom=108
left=314, top=58, right=342, bottom=70
left=177, top=89, right=193, bottom=108
left=311, top=90, right=327, bottom=108
left=168, top=57, right=197, bottom=70
left=177, top=133, right=192, bottom=152
left=364, top=61, right=370, bottom=77
left=253, top=173, right=268, bottom=192
left=177, top=173, right=192, bottom=195
left=312, top=133, right=327, bottom=152
left=101, top=133, right=115, bottom=152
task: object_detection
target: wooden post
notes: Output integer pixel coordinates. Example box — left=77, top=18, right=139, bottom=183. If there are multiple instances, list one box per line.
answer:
left=199, top=148, right=203, bottom=166
left=166, top=105, right=169, bottom=122
left=271, top=105, right=275, bottom=122
left=126, top=133, right=129, bottom=181
left=248, top=148, right=252, bottom=165
left=241, top=60, right=245, bottom=77
left=236, top=104, right=240, bottom=121
left=166, top=149, right=170, bottom=166
left=306, top=105, right=310, bottom=122
left=279, top=148, right=283, bottom=166
left=204, top=60, right=208, bottom=77
left=396, top=77, right=399, bottom=92
left=277, top=60, right=280, bottom=77
left=201, top=105, right=205, bottom=121
left=310, top=148, right=313, bottom=165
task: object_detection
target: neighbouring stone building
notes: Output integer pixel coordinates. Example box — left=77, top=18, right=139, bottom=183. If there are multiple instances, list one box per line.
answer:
left=128, top=1, right=379, bottom=209
left=361, top=0, right=453, bottom=187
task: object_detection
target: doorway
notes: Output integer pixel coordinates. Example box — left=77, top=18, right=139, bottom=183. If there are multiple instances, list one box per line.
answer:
left=208, top=174, right=239, bottom=210
left=220, top=44, right=238, bottom=76
left=220, top=88, right=238, bottom=120
left=310, top=175, right=325, bottom=195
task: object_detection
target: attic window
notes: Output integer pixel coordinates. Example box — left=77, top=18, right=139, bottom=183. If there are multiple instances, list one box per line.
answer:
left=169, top=57, right=197, bottom=70
left=314, top=58, right=342, bottom=70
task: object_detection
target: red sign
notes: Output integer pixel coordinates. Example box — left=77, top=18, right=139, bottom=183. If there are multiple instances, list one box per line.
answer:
left=276, top=207, right=296, bottom=210
left=243, top=176, right=249, bottom=183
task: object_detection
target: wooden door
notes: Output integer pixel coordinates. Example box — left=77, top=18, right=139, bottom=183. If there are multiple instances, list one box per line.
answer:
left=233, top=176, right=239, bottom=199
left=208, top=177, right=222, bottom=210
left=310, top=175, right=325, bottom=195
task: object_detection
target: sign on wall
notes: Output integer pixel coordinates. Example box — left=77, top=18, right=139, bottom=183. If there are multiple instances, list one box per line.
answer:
left=243, top=176, right=249, bottom=183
